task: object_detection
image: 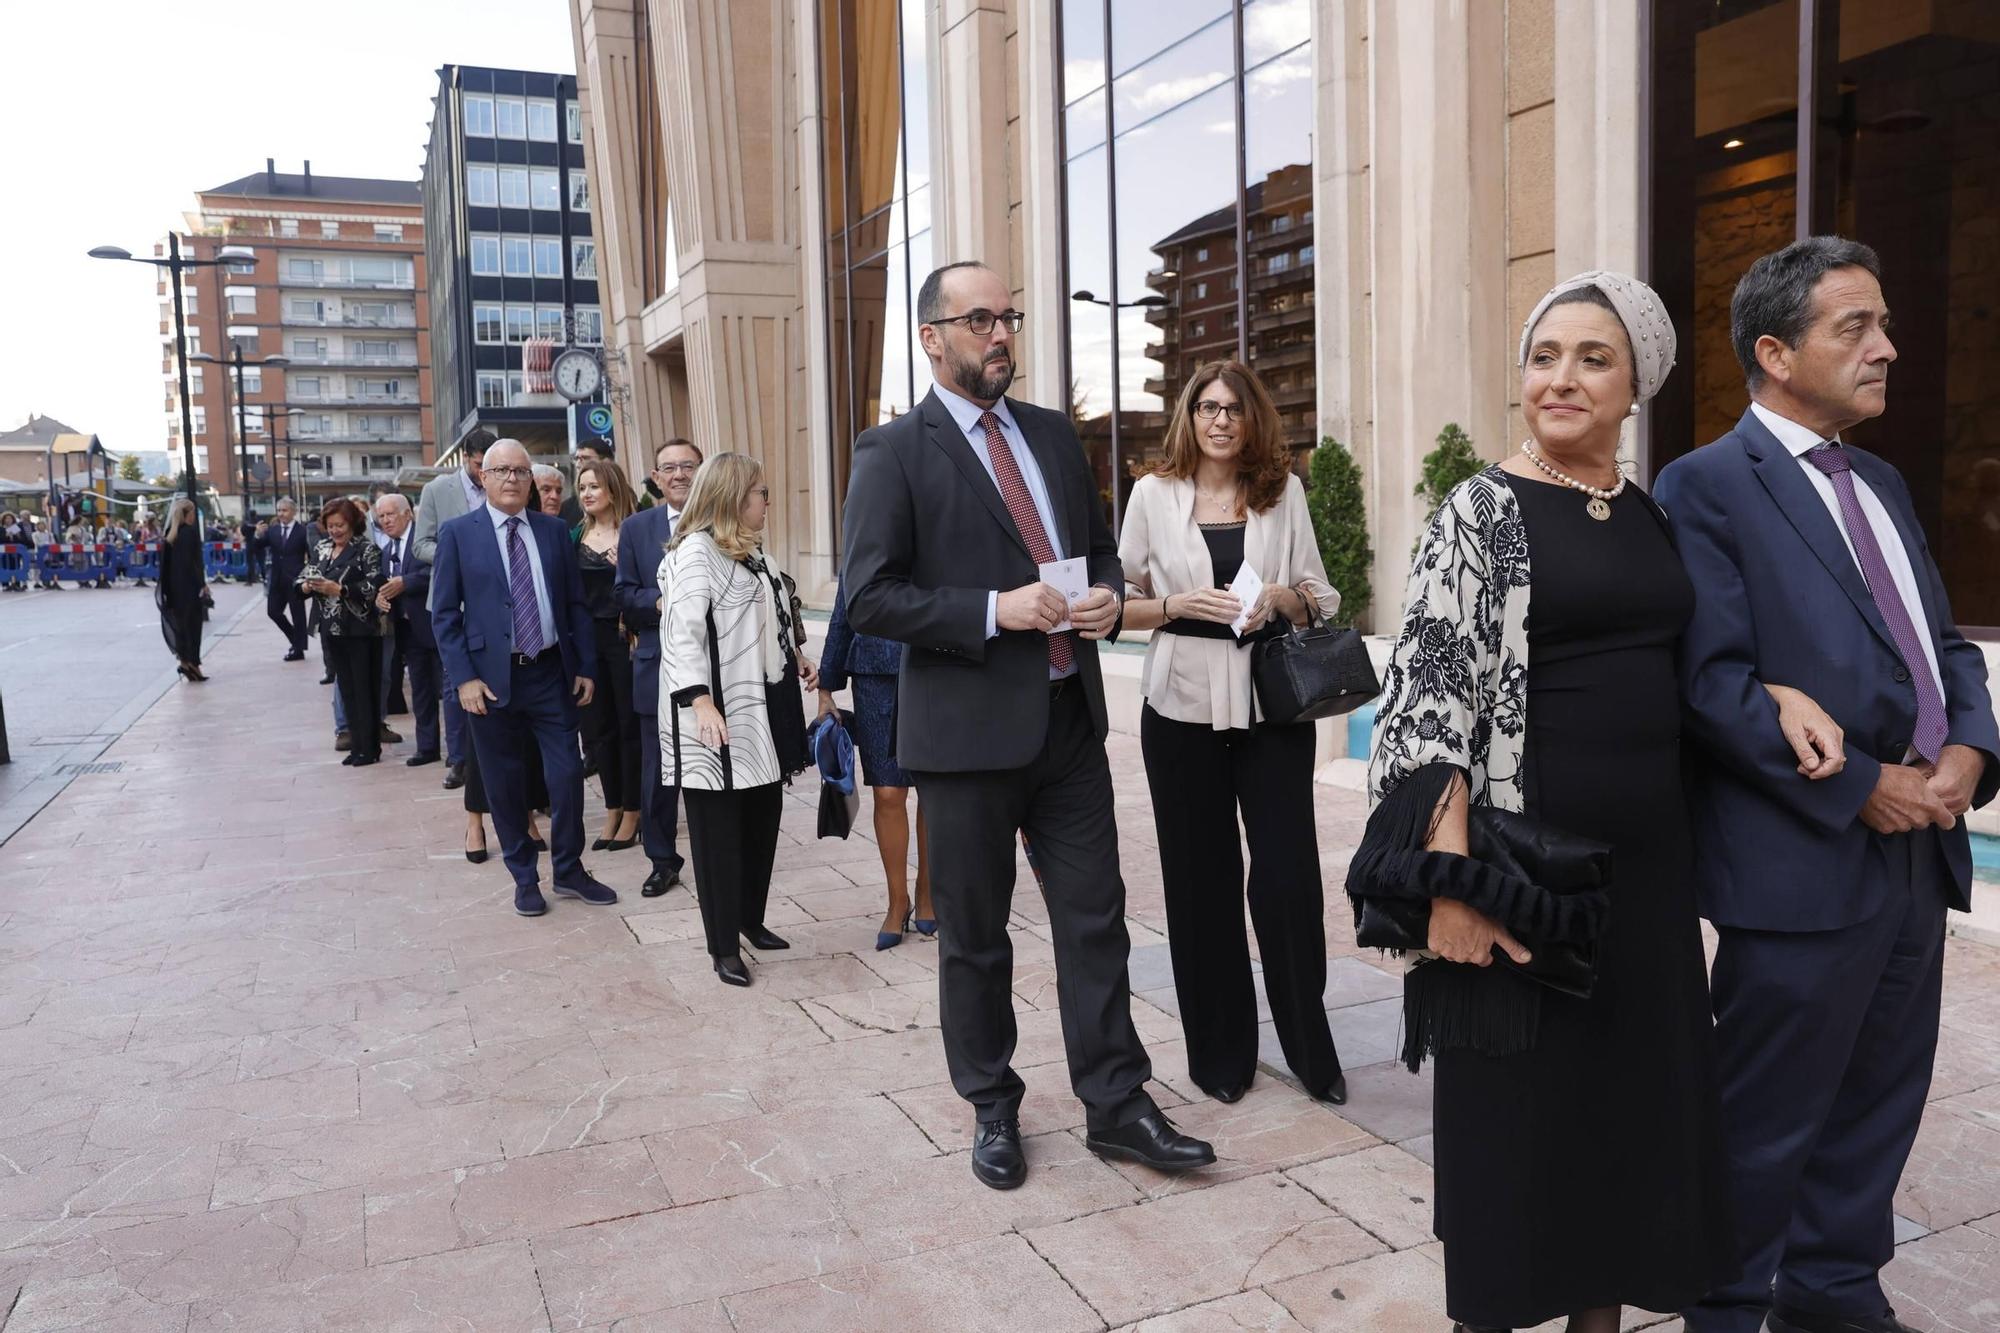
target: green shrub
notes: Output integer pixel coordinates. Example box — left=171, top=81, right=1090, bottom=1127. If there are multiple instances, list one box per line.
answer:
left=1307, top=435, right=1371, bottom=628
left=1414, top=422, right=1483, bottom=530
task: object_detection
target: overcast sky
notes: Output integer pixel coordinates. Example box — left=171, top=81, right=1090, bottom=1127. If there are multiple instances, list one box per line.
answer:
left=0, top=0, right=576, bottom=453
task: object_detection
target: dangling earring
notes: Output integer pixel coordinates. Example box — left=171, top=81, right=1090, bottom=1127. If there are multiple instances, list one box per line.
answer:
left=1628, top=403, right=1641, bottom=416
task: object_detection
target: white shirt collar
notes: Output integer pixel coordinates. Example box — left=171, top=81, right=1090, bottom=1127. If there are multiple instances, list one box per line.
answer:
left=488, top=503, right=532, bottom=534
left=932, top=382, right=1018, bottom=439
left=1750, top=400, right=1840, bottom=459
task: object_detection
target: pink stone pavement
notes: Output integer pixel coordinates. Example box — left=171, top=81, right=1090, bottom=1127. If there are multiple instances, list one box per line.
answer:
left=0, top=605, right=1996, bottom=1331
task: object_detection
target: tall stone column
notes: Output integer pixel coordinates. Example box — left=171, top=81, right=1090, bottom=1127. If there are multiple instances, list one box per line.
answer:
left=936, top=2, right=1012, bottom=281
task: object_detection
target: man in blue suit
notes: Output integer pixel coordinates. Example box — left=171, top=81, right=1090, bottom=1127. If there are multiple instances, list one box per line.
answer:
left=1659, top=237, right=1999, bottom=1333
left=614, top=436, right=701, bottom=897
left=261, top=497, right=313, bottom=660
left=430, top=439, right=617, bottom=917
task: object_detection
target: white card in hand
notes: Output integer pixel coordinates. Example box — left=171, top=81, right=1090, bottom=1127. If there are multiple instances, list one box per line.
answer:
left=1039, top=556, right=1091, bottom=633
left=1227, top=559, right=1264, bottom=638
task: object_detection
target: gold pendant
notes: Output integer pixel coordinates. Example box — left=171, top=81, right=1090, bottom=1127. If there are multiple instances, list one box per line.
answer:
left=1586, top=497, right=1612, bottom=521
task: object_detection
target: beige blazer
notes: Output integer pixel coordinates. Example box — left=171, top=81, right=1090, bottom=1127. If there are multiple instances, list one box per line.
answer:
left=1118, top=471, right=1340, bottom=730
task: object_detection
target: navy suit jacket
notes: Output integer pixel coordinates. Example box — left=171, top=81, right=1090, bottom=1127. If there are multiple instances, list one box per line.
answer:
left=1656, top=407, right=2000, bottom=932
left=818, top=579, right=902, bottom=691
left=383, top=531, right=436, bottom=651
left=613, top=504, right=675, bottom=716
left=429, top=506, right=596, bottom=709
left=263, top=521, right=312, bottom=602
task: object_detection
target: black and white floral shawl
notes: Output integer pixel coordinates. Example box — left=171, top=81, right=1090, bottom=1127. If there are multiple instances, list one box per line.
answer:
left=1367, top=465, right=1530, bottom=813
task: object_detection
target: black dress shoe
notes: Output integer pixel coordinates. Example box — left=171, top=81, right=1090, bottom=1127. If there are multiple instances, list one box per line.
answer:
left=1205, top=1082, right=1249, bottom=1104
left=1311, top=1074, right=1349, bottom=1106
left=1769, top=1307, right=1921, bottom=1333
left=714, top=954, right=752, bottom=987
left=741, top=926, right=790, bottom=951
left=283, top=648, right=305, bottom=662
left=641, top=868, right=683, bottom=898
left=970, top=1119, right=1026, bottom=1190
left=319, top=674, right=335, bottom=685
left=406, top=753, right=440, bottom=768
left=1084, top=1110, right=1215, bottom=1171
left=442, top=763, right=466, bottom=791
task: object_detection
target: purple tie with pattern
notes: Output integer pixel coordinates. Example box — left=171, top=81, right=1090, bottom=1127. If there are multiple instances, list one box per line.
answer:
left=504, top=516, right=545, bottom=658
left=1804, top=442, right=1947, bottom=763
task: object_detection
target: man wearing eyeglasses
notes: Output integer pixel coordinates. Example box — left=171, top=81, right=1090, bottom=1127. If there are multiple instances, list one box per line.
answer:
left=616, top=437, right=704, bottom=896
left=842, top=260, right=1215, bottom=1190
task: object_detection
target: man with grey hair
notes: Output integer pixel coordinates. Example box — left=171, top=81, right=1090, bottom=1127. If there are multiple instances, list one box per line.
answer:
left=262, top=496, right=313, bottom=660
left=375, top=493, right=441, bottom=766
left=414, top=428, right=493, bottom=789
left=1660, top=237, right=1998, bottom=1333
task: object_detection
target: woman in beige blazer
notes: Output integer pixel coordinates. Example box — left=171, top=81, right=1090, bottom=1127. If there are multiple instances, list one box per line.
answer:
left=1118, top=360, right=1347, bottom=1106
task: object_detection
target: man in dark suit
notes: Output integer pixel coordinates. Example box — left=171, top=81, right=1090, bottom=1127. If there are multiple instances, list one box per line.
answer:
left=842, top=261, right=1213, bottom=1189
left=262, top=497, right=312, bottom=661
left=615, top=436, right=702, bottom=897
left=415, top=429, right=493, bottom=791
left=430, top=439, right=617, bottom=917
left=1660, top=237, right=1999, bottom=1333
left=373, top=492, right=440, bottom=766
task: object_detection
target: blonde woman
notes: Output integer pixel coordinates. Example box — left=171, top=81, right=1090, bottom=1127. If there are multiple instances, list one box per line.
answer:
left=573, top=459, right=643, bottom=849
left=1119, top=359, right=1346, bottom=1106
left=660, top=453, right=819, bottom=987
left=157, top=498, right=210, bottom=680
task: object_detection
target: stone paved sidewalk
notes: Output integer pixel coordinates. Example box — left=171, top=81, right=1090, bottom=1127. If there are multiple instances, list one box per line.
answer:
left=0, top=610, right=1995, bottom=1331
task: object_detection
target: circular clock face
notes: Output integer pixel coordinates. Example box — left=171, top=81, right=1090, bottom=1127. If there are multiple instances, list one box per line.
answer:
left=553, top=350, right=602, bottom=401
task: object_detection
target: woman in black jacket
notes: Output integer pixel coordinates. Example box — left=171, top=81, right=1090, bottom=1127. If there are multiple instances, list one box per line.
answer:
left=300, top=497, right=386, bottom=767
left=156, top=499, right=209, bottom=681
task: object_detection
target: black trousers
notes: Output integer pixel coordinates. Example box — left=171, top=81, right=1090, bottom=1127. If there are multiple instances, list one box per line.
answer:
left=637, top=714, right=686, bottom=874
left=682, top=783, right=782, bottom=957
left=327, top=633, right=384, bottom=761
left=268, top=588, right=308, bottom=653
left=1140, top=705, right=1342, bottom=1097
left=397, top=618, right=442, bottom=759
left=584, top=620, right=642, bottom=809
left=913, top=685, right=1155, bottom=1133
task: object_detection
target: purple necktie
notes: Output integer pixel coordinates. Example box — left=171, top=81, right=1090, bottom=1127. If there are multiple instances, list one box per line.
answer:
left=504, top=516, right=545, bottom=657
left=1804, top=443, right=1946, bottom=763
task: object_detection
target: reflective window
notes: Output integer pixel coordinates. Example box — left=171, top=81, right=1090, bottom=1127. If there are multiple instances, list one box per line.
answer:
left=819, top=0, right=935, bottom=543
left=464, top=96, right=495, bottom=138
left=499, top=168, right=529, bottom=209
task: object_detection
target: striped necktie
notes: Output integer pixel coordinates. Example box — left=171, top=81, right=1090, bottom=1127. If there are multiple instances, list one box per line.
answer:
left=505, top=516, right=545, bottom=658
left=977, top=410, right=1073, bottom=673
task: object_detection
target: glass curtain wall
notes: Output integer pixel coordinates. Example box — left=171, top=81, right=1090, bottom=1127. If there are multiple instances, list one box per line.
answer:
left=1060, top=0, right=1311, bottom=526
left=1648, top=0, right=2000, bottom=630
left=820, top=0, right=933, bottom=536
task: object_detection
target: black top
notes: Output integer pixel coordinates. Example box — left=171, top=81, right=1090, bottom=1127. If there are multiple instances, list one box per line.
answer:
left=1163, top=521, right=1248, bottom=642
left=160, top=525, right=204, bottom=604
left=578, top=540, right=619, bottom=622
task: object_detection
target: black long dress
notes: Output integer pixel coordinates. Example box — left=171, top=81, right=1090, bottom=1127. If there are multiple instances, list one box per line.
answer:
left=1431, top=474, right=1733, bottom=1327
left=156, top=525, right=206, bottom=665
left=578, top=540, right=641, bottom=811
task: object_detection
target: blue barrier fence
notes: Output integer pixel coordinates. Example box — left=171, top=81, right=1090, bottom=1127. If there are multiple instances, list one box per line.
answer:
left=0, top=541, right=196, bottom=589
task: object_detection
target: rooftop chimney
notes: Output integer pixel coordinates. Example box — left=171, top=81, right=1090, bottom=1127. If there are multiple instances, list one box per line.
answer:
left=265, top=157, right=276, bottom=191
left=302, top=160, right=312, bottom=194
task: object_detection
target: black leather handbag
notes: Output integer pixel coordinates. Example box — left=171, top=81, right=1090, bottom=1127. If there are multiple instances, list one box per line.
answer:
left=1251, top=612, right=1381, bottom=724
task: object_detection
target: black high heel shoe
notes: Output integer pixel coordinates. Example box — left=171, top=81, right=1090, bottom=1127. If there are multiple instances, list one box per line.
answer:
left=465, top=834, right=489, bottom=865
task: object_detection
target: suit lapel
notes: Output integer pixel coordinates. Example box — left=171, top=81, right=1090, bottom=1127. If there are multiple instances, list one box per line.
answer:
left=923, top=391, right=1033, bottom=560
left=1739, top=409, right=1900, bottom=657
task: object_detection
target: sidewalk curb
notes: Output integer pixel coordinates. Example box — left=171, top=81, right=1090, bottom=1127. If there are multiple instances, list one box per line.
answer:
left=0, top=592, right=266, bottom=847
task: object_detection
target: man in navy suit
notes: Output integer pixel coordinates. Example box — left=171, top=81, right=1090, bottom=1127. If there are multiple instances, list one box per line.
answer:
left=261, top=497, right=313, bottom=661
left=430, top=439, right=617, bottom=916
left=614, top=436, right=701, bottom=898
left=1659, top=237, right=1999, bottom=1333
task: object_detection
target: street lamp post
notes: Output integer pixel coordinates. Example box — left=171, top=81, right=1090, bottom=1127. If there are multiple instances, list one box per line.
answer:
left=89, top=238, right=257, bottom=513
left=192, top=344, right=289, bottom=519
left=1070, top=289, right=1169, bottom=535
left=265, top=408, right=303, bottom=508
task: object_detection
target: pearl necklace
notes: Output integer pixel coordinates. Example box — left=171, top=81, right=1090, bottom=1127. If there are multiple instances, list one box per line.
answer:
left=1520, top=442, right=1626, bottom=520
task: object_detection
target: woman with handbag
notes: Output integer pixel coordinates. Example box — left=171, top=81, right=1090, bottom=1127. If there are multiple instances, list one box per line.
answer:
left=1118, top=360, right=1347, bottom=1106
left=1356, top=273, right=1853, bottom=1333
left=300, top=497, right=387, bottom=768
left=157, top=498, right=211, bottom=681
left=660, top=452, right=818, bottom=987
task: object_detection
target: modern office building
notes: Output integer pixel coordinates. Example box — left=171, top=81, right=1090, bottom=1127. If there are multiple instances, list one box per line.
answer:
left=167, top=164, right=431, bottom=512
left=423, top=65, right=603, bottom=459
left=568, top=0, right=2000, bottom=640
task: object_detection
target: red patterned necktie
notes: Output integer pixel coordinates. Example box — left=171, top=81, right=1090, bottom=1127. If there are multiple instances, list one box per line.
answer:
left=977, top=410, right=1073, bottom=673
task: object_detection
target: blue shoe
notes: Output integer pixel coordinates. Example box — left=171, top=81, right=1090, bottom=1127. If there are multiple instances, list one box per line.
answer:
left=552, top=875, right=618, bottom=906
left=875, top=926, right=905, bottom=951
left=514, top=884, right=548, bottom=917
left=912, top=918, right=938, bottom=937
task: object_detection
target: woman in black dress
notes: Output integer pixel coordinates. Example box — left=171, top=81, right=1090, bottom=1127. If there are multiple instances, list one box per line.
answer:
left=1361, top=274, right=1849, bottom=1332
left=574, top=459, right=643, bottom=849
left=156, top=499, right=209, bottom=681
left=300, top=497, right=386, bottom=767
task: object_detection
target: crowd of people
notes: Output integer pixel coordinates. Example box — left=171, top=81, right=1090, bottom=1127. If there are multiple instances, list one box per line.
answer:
left=150, top=239, right=1993, bottom=1333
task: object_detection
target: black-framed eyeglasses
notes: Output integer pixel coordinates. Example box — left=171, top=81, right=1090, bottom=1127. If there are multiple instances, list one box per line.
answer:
left=654, top=461, right=698, bottom=475
left=927, top=308, right=1025, bottom=336
left=1193, top=401, right=1246, bottom=421
left=483, top=465, right=532, bottom=482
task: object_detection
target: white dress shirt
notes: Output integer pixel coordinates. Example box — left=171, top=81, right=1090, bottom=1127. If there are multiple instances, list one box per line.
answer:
left=930, top=381, right=1066, bottom=646
left=459, top=468, right=487, bottom=513
left=486, top=504, right=558, bottom=651
left=1750, top=401, right=1944, bottom=700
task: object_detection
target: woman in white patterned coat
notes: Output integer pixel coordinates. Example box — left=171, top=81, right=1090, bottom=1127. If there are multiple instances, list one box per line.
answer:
left=659, top=452, right=818, bottom=987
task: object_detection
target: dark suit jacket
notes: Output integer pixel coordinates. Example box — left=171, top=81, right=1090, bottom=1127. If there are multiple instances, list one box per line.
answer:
left=429, top=506, right=597, bottom=709
left=379, top=529, right=434, bottom=650
left=840, top=388, right=1121, bottom=773
left=1656, top=406, right=2000, bottom=932
left=818, top=579, right=903, bottom=691
left=263, top=522, right=312, bottom=602
left=613, top=503, right=675, bottom=716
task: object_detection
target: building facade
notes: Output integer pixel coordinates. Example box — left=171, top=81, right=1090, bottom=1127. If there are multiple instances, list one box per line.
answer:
left=568, top=0, right=2000, bottom=636
left=423, top=65, right=604, bottom=459
left=170, top=164, right=432, bottom=513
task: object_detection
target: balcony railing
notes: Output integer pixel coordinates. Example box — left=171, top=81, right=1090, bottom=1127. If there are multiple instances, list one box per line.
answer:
left=277, top=273, right=417, bottom=290
left=282, top=311, right=417, bottom=329
left=1251, top=342, right=1313, bottom=371
left=284, top=354, right=420, bottom=368
left=292, top=430, right=422, bottom=444
left=286, top=392, right=421, bottom=407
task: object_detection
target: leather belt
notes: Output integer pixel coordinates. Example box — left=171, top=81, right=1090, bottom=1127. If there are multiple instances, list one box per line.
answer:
left=511, top=646, right=559, bottom=668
